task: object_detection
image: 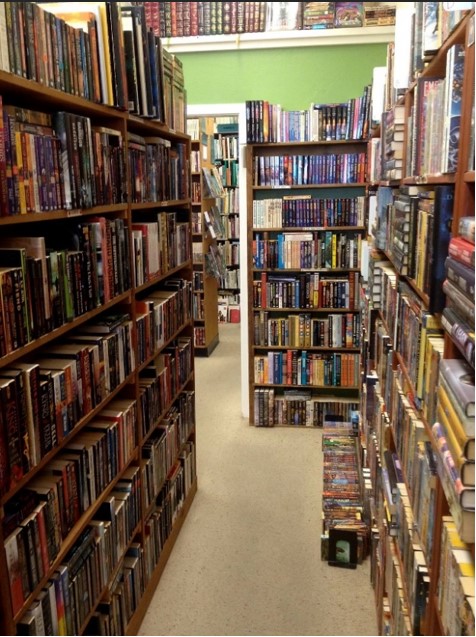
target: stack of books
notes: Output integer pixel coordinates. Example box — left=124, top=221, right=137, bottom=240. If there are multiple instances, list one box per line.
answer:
left=442, top=216, right=475, bottom=368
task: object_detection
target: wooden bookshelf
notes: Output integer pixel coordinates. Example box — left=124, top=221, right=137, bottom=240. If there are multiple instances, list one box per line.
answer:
left=189, top=123, right=219, bottom=357
left=246, top=133, right=368, bottom=426
left=213, top=122, right=241, bottom=322
left=0, top=4, right=197, bottom=635
left=364, top=9, right=475, bottom=636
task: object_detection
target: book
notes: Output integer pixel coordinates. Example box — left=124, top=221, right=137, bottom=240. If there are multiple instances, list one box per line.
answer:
left=439, top=359, right=475, bottom=419
left=458, top=216, right=475, bottom=244
left=448, top=235, right=475, bottom=268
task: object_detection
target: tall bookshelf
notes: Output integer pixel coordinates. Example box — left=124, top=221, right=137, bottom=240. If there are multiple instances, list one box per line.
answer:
left=363, top=7, right=475, bottom=636
left=190, top=129, right=220, bottom=357
left=245, top=138, right=368, bottom=426
left=0, top=4, right=196, bottom=636
left=213, top=122, right=241, bottom=323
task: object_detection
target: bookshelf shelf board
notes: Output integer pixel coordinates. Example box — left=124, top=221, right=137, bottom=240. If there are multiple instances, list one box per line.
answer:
left=421, top=14, right=470, bottom=80
left=0, top=71, right=128, bottom=120
left=0, top=370, right=137, bottom=506
left=464, top=170, right=475, bottom=183
left=252, top=226, right=366, bottom=232
left=192, top=171, right=201, bottom=176
left=250, top=139, right=369, bottom=148
left=127, top=114, right=189, bottom=142
left=253, top=183, right=366, bottom=190
left=253, top=345, right=361, bottom=352
left=0, top=204, right=129, bottom=226
left=253, top=382, right=360, bottom=390
left=0, top=290, right=131, bottom=368
left=402, top=175, right=456, bottom=186
left=134, top=261, right=193, bottom=295
left=130, top=199, right=191, bottom=211
left=404, top=277, right=431, bottom=308
left=192, top=233, right=202, bottom=237
left=13, top=449, right=139, bottom=624
left=377, top=179, right=400, bottom=187
left=137, top=321, right=194, bottom=373
left=255, top=307, right=360, bottom=313
left=161, top=26, right=394, bottom=53
left=126, top=479, right=197, bottom=637
left=253, top=267, right=361, bottom=273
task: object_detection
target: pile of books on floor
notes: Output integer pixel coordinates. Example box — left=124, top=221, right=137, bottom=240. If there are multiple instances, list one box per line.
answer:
left=321, top=416, right=369, bottom=568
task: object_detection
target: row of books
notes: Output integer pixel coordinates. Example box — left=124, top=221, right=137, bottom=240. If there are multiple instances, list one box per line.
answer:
left=252, top=271, right=360, bottom=310
left=4, top=417, right=139, bottom=616
left=16, top=442, right=196, bottom=636
left=218, top=214, right=240, bottom=240
left=253, top=152, right=366, bottom=186
left=193, top=326, right=207, bottom=348
left=0, top=313, right=136, bottom=496
left=142, top=394, right=195, bottom=509
left=253, top=389, right=358, bottom=427
left=246, top=89, right=372, bottom=143
left=135, top=282, right=192, bottom=366
left=253, top=310, right=360, bottom=349
left=139, top=366, right=194, bottom=448
left=252, top=196, right=366, bottom=229
left=131, top=213, right=191, bottom=288
left=375, top=184, right=454, bottom=314
left=0, top=102, right=127, bottom=216
left=215, top=160, right=238, bottom=188
left=218, top=269, right=241, bottom=293
left=218, top=241, right=240, bottom=268
left=144, top=2, right=395, bottom=38
left=0, top=219, right=131, bottom=356
left=253, top=231, right=361, bottom=270
left=217, top=295, right=241, bottom=323
left=84, top=444, right=195, bottom=635
left=0, top=3, right=186, bottom=132
left=253, top=351, right=360, bottom=387
left=128, top=135, right=189, bottom=204
left=406, top=43, right=465, bottom=178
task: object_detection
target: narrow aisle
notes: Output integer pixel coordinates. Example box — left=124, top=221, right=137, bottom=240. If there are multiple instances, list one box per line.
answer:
left=139, top=324, right=378, bottom=636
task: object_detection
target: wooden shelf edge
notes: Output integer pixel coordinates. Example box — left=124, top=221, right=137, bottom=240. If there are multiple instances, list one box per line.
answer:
left=0, top=204, right=128, bottom=226
left=125, top=480, right=198, bottom=636
left=464, top=170, right=475, bottom=183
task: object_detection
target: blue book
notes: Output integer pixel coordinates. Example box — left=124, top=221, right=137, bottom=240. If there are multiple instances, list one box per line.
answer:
left=429, top=185, right=454, bottom=313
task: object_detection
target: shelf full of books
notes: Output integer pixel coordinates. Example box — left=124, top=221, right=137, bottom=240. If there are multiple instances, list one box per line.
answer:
left=363, top=7, right=475, bottom=636
left=0, top=3, right=197, bottom=636
left=245, top=101, right=370, bottom=425
left=188, top=120, right=220, bottom=357
left=213, top=122, right=241, bottom=323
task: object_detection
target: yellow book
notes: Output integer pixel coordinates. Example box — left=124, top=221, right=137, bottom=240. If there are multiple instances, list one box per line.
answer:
left=14, top=131, right=27, bottom=214
left=416, top=315, right=442, bottom=400
left=438, top=384, right=475, bottom=461
left=437, top=404, right=464, bottom=467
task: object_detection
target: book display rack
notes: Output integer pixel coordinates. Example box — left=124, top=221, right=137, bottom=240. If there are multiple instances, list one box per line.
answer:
left=0, top=3, right=196, bottom=635
left=245, top=108, right=369, bottom=425
left=189, top=117, right=220, bottom=356
left=363, top=7, right=475, bottom=636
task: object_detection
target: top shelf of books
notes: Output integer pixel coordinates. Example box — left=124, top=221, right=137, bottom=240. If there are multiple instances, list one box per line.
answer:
left=161, top=25, right=395, bottom=53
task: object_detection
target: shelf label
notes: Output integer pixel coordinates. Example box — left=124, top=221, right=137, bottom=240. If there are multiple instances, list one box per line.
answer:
left=66, top=209, right=82, bottom=217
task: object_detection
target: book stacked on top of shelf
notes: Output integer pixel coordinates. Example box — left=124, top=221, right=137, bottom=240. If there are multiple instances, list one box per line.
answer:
left=443, top=216, right=475, bottom=368
left=245, top=86, right=372, bottom=143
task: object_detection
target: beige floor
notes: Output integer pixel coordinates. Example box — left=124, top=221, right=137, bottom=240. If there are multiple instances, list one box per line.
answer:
left=139, top=324, right=378, bottom=636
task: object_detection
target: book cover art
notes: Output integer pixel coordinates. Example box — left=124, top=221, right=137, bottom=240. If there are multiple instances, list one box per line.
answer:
left=443, top=44, right=465, bottom=173
left=334, top=2, right=364, bottom=28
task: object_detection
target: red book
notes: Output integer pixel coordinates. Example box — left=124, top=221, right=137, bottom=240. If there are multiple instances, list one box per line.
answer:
left=448, top=235, right=475, bottom=268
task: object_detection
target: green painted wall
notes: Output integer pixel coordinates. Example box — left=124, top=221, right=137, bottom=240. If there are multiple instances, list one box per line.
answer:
left=179, top=43, right=387, bottom=109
